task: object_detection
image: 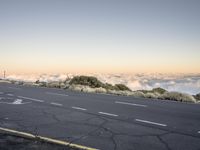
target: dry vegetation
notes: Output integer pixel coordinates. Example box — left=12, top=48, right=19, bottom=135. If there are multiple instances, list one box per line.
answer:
left=1, top=75, right=198, bottom=103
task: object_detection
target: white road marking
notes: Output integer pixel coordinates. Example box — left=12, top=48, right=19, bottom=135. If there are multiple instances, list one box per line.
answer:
left=13, top=99, right=30, bottom=105
left=50, top=102, right=63, bottom=106
left=115, top=101, right=147, bottom=107
left=98, top=112, right=118, bottom=117
left=0, top=99, right=31, bottom=105
left=8, top=87, right=21, bottom=90
left=7, top=94, right=14, bottom=96
left=135, top=119, right=167, bottom=127
left=198, top=131, right=200, bottom=134
left=46, top=92, right=68, bottom=97
left=13, top=99, right=23, bottom=104
left=72, top=106, right=87, bottom=111
left=18, top=96, right=44, bottom=103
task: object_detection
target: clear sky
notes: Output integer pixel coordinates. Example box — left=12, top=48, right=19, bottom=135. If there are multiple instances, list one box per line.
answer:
left=0, top=0, right=200, bottom=75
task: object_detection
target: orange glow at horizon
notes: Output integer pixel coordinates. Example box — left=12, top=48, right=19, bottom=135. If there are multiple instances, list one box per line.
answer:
left=2, top=61, right=200, bottom=76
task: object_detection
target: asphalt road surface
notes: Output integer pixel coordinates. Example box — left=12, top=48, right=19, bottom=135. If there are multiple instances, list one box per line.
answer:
left=0, top=133, right=75, bottom=150
left=0, top=82, right=200, bottom=150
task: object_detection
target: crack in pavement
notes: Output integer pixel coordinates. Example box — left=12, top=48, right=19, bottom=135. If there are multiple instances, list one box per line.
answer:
left=4, top=109, right=199, bottom=150
left=68, top=117, right=108, bottom=146
left=1, top=100, right=200, bottom=150
left=157, top=135, right=172, bottom=150
left=41, top=109, right=61, bottom=123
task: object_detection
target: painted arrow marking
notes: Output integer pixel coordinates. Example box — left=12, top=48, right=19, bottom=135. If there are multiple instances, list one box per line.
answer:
left=0, top=99, right=31, bottom=105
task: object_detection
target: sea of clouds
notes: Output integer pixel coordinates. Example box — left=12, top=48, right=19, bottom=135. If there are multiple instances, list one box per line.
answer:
left=3, top=73, right=200, bottom=95
left=96, top=73, right=200, bottom=95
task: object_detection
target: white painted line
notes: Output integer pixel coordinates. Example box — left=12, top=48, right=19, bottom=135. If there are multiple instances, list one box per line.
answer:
left=198, top=131, right=200, bottom=134
left=46, top=92, right=68, bottom=97
left=7, top=94, right=14, bottom=96
left=13, top=99, right=23, bottom=104
left=0, top=99, right=31, bottom=105
left=50, top=102, right=63, bottom=106
left=98, top=112, right=118, bottom=117
left=115, top=101, right=147, bottom=107
left=13, top=99, right=31, bottom=105
left=72, top=106, right=87, bottom=111
left=18, top=96, right=44, bottom=103
left=8, top=87, right=21, bottom=90
left=135, top=119, right=167, bottom=127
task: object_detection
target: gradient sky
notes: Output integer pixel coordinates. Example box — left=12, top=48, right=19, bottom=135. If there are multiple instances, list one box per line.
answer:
left=0, top=0, right=200, bottom=75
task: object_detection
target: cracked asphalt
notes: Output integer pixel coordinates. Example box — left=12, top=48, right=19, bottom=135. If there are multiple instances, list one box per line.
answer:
left=0, top=82, right=200, bottom=150
left=0, top=133, right=75, bottom=150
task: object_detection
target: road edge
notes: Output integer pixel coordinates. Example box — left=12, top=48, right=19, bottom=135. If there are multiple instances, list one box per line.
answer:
left=0, top=127, right=98, bottom=150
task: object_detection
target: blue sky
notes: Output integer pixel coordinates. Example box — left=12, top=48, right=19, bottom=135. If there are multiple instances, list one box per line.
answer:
left=0, top=0, right=200, bottom=74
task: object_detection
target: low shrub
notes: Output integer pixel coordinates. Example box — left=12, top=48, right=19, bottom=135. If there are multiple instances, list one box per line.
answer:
left=152, top=87, right=167, bottom=94
left=68, top=84, right=107, bottom=94
left=81, top=86, right=96, bottom=93
left=130, top=91, right=145, bottom=98
left=159, top=92, right=196, bottom=103
left=14, top=81, right=24, bottom=85
left=139, top=87, right=166, bottom=94
left=46, top=82, right=61, bottom=88
left=104, top=83, right=118, bottom=91
left=38, top=82, right=47, bottom=87
left=107, top=90, right=121, bottom=95
left=69, top=76, right=131, bottom=92
left=194, top=93, right=200, bottom=101
left=95, top=87, right=107, bottom=93
left=23, top=82, right=39, bottom=87
left=69, top=76, right=104, bottom=88
left=114, top=84, right=131, bottom=91
left=143, top=92, right=159, bottom=99
left=68, top=84, right=83, bottom=92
